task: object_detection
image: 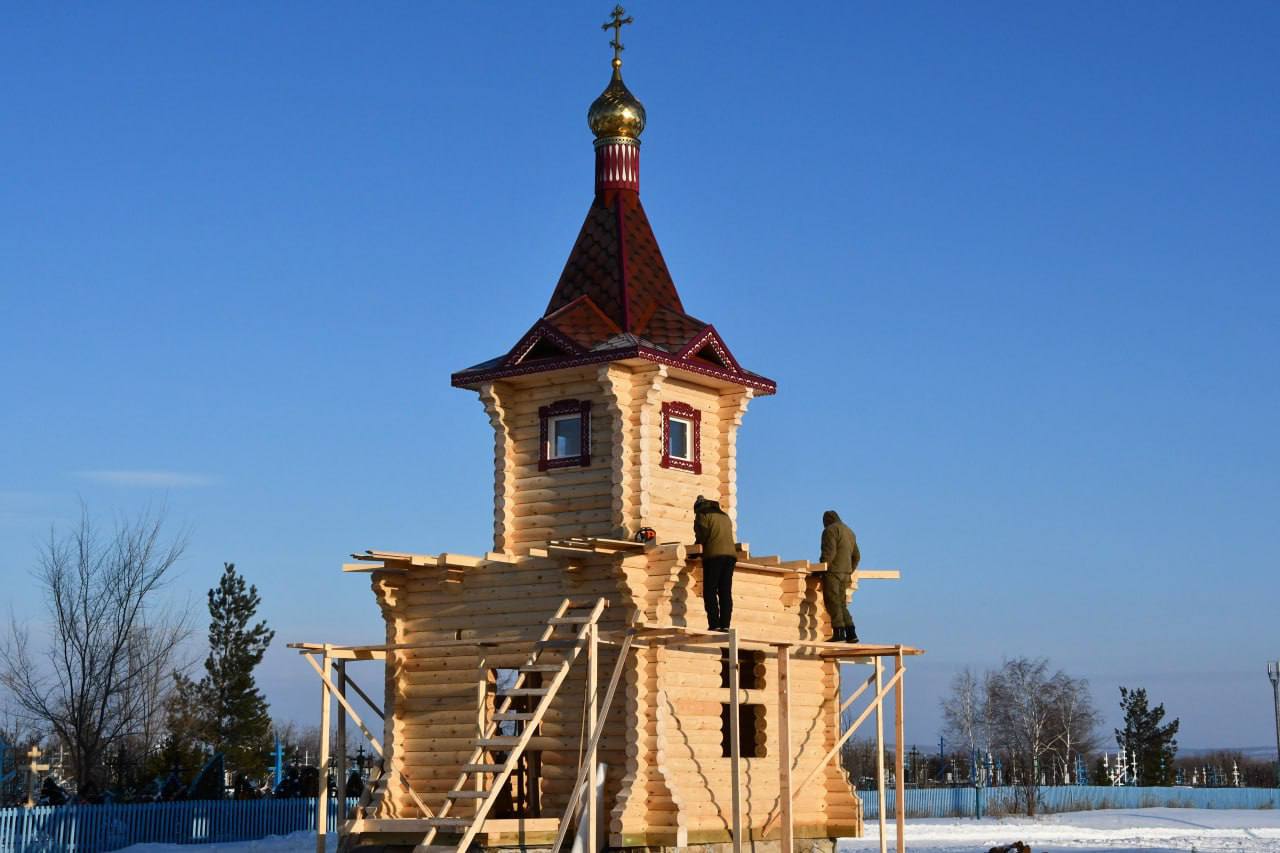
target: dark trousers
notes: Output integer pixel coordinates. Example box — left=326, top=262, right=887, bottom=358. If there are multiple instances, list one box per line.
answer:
left=821, top=571, right=855, bottom=630
left=703, top=555, right=736, bottom=630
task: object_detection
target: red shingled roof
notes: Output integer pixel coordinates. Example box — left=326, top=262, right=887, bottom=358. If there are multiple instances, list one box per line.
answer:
left=452, top=188, right=775, bottom=394
left=545, top=189, right=688, bottom=342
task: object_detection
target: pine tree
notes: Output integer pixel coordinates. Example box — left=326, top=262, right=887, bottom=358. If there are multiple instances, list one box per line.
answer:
left=1115, top=686, right=1179, bottom=785
left=187, top=563, right=276, bottom=778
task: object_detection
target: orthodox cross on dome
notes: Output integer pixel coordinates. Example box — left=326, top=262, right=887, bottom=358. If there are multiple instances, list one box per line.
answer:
left=602, top=5, right=633, bottom=65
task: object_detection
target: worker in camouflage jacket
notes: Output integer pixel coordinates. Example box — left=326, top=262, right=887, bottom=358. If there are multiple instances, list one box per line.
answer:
left=819, top=510, right=860, bottom=643
left=693, top=495, right=736, bottom=631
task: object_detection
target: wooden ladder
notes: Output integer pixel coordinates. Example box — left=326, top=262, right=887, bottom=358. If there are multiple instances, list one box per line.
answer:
left=412, top=597, right=608, bottom=853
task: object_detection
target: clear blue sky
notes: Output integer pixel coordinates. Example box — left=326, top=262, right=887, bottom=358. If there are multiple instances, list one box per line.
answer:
left=3, top=3, right=1277, bottom=751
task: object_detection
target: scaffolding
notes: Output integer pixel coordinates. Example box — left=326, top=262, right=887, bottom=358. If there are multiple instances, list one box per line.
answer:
left=292, top=622, right=921, bottom=853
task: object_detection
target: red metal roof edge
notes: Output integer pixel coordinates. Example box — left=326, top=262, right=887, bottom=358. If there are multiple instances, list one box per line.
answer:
left=676, top=324, right=743, bottom=373
left=451, top=345, right=777, bottom=395
left=502, top=318, right=588, bottom=368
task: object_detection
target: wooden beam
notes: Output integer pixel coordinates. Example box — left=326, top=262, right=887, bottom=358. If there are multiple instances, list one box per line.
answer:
left=316, top=649, right=332, bottom=853
left=841, top=672, right=877, bottom=716
left=728, top=628, right=743, bottom=853
left=342, top=562, right=393, bottom=573
left=343, top=673, right=384, bottom=721
left=587, top=622, right=599, bottom=853
left=759, top=664, right=907, bottom=838
left=288, top=642, right=389, bottom=661
left=303, top=654, right=384, bottom=756
left=548, top=626, right=637, bottom=853
left=894, top=651, right=906, bottom=853
left=336, top=660, right=348, bottom=822
left=360, top=549, right=417, bottom=561
left=633, top=624, right=925, bottom=656
left=476, top=653, right=487, bottom=817
left=394, top=770, right=434, bottom=820
left=777, top=644, right=794, bottom=853
left=875, top=656, right=887, bottom=853
left=854, top=569, right=901, bottom=580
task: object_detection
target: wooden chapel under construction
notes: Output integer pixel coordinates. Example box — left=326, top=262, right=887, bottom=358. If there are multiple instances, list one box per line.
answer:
left=294, top=11, right=921, bottom=853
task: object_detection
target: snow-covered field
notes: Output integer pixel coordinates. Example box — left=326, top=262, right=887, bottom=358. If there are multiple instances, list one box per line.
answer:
left=119, top=832, right=333, bottom=853
left=842, top=808, right=1280, bottom=853
left=118, top=809, right=1280, bottom=853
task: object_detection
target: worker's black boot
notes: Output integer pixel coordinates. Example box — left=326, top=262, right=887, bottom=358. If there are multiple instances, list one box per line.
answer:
left=845, top=626, right=860, bottom=644
left=827, top=627, right=846, bottom=643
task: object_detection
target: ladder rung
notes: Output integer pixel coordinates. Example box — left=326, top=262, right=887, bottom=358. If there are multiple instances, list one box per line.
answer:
left=446, top=790, right=489, bottom=799
left=493, top=711, right=536, bottom=721
left=425, top=818, right=472, bottom=828
left=499, top=687, right=549, bottom=696
left=476, top=737, right=522, bottom=747
left=462, top=763, right=503, bottom=773
left=537, top=639, right=581, bottom=648
left=549, top=616, right=592, bottom=624
left=521, top=663, right=564, bottom=672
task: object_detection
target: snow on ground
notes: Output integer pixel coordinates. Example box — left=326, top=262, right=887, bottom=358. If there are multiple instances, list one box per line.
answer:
left=119, top=830, right=332, bottom=853
left=840, top=808, right=1280, bottom=853
left=117, top=809, right=1280, bottom=853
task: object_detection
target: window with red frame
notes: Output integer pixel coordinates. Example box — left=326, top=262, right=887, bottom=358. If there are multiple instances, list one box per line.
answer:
left=660, top=401, right=701, bottom=474
left=539, top=399, right=591, bottom=471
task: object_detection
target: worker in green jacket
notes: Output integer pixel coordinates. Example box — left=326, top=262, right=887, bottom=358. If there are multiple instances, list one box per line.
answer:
left=819, top=510, right=860, bottom=643
left=693, top=495, right=737, bottom=631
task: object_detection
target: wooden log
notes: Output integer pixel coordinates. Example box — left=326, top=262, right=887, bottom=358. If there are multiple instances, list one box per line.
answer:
left=316, top=652, right=331, bottom=853
left=510, top=509, right=617, bottom=529
left=511, top=497, right=613, bottom=518
left=894, top=651, right=905, bottom=853
left=875, top=657, right=887, bottom=853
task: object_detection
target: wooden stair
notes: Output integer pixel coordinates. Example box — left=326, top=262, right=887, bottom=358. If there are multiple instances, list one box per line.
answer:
left=412, top=597, right=607, bottom=853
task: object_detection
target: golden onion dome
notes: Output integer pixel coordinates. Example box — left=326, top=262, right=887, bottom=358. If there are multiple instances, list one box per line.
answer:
left=588, top=59, right=646, bottom=140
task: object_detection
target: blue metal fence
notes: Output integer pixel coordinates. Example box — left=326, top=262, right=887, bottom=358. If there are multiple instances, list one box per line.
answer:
left=0, top=798, right=356, bottom=853
left=857, top=785, right=1280, bottom=819
left=2, top=788, right=1279, bottom=851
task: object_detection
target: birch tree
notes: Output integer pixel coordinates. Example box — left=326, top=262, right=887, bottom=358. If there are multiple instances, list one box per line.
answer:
left=0, top=507, right=189, bottom=796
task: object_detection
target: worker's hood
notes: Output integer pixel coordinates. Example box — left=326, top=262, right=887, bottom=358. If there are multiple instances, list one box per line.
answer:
left=823, top=510, right=842, bottom=527
left=695, top=496, right=724, bottom=514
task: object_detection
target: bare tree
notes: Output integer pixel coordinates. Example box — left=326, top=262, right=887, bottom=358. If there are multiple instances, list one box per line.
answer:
left=985, top=657, right=1057, bottom=815
left=839, top=735, right=879, bottom=790
left=941, top=666, right=988, bottom=757
left=0, top=506, right=190, bottom=796
left=1045, top=673, right=1100, bottom=784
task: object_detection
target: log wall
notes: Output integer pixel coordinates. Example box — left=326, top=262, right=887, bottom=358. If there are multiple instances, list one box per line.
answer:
left=480, top=364, right=755, bottom=554
left=368, top=545, right=862, bottom=847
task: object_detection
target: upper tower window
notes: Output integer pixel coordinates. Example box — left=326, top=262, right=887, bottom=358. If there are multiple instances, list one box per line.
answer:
left=660, top=401, right=701, bottom=474
left=539, top=400, right=592, bottom=471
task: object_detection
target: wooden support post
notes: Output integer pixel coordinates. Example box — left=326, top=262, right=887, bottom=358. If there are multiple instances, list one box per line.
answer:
left=477, top=653, right=487, bottom=817
left=336, top=660, right=348, bottom=821
left=342, top=673, right=384, bottom=720
left=549, top=627, right=636, bottom=853
left=894, top=651, right=906, bottom=853
left=728, top=629, right=743, bottom=853
left=777, top=644, right=794, bottom=853
left=587, top=622, right=599, bottom=853
left=759, top=663, right=906, bottom=840
left=317, top=650, right=333, bottom=853
left=302, top=654, right=383, bottom=755
left=874, top=656, right=887, bottom=853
